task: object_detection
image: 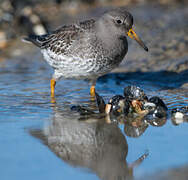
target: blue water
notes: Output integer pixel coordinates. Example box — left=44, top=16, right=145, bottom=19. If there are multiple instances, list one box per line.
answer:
left=0, top=57, right=188, bottom=180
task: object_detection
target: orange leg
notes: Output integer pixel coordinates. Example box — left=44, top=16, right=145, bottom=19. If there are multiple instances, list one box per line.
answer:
left=50, top=78, right=56, bottom=97
left=90, top=80, right=96, bottom=97
left=90, top=85, right=95, bottom=97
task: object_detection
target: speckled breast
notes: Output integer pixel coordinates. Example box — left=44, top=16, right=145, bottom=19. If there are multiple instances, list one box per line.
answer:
left=41, top=35, right=127, bottom=80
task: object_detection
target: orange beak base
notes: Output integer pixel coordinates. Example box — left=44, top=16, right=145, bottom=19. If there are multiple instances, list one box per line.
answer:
left=127, top=28, right=148, bottom=52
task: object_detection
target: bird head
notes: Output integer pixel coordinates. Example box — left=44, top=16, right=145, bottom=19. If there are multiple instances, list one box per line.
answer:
left=102, top=8, right=148, bottom=51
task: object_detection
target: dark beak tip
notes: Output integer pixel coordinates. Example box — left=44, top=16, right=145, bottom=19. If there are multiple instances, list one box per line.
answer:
left=145, top=47, right=149, bottom=52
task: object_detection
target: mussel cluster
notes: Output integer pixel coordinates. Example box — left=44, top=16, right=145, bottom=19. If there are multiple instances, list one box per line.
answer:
left=71, top=85, right=188, bottom=137
left=95, top=86, right=168, bottom=128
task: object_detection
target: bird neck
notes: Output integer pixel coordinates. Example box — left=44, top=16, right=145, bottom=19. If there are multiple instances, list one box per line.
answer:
left=96, top=20, right=114, bottom=41
left=95, top=19, right=127, bottom=49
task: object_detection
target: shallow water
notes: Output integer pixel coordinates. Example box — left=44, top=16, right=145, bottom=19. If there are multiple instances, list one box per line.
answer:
left=0, top=55, right=188, bottom=180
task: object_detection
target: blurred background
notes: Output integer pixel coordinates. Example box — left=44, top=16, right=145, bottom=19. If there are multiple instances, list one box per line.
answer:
left=0, top=0, right=188, bottom=73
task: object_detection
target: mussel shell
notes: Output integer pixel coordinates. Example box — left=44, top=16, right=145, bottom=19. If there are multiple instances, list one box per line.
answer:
left=146, top=105, right=167, bottom=118
left=124, top=86, right=148, bottom=101
left=149, top=96, right=168, bottom=111
left=108, top=95, right=125, bottom=105
left=143, top=102, right=156, bottom=111
left=95, top=92, right=106, bottom=113
left=108, top=95, right=130, bottom=116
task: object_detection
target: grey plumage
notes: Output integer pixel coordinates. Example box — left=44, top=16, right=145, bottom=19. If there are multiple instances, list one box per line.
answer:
left=24, top=19, right=95, bottom=49
left=23, top=8, right=148, bottom=93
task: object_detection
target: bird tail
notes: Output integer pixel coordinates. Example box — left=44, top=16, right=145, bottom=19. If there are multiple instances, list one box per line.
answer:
left=22, top=34, right=44, bottom=48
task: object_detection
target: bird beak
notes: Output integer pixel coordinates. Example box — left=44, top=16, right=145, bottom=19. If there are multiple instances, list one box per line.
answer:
left=127, top=28, right=148, bottom=52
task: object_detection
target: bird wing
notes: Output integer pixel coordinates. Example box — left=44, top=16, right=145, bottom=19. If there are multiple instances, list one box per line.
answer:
left=24, top=19, right=95, bottom=55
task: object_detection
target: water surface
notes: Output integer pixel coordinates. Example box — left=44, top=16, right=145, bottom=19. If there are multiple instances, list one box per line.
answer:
left=0, top=55, right=188, bottom=180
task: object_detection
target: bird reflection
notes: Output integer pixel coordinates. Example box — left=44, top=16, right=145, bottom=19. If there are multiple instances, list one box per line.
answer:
left=30, top=104, right=148, bottom=180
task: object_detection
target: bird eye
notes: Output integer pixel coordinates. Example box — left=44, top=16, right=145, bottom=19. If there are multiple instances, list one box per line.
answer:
left=116, top=19, right=123, bottom=24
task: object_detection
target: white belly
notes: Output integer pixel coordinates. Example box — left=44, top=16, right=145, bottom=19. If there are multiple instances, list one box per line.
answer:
left=41, top=49, right=114, bottom=80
